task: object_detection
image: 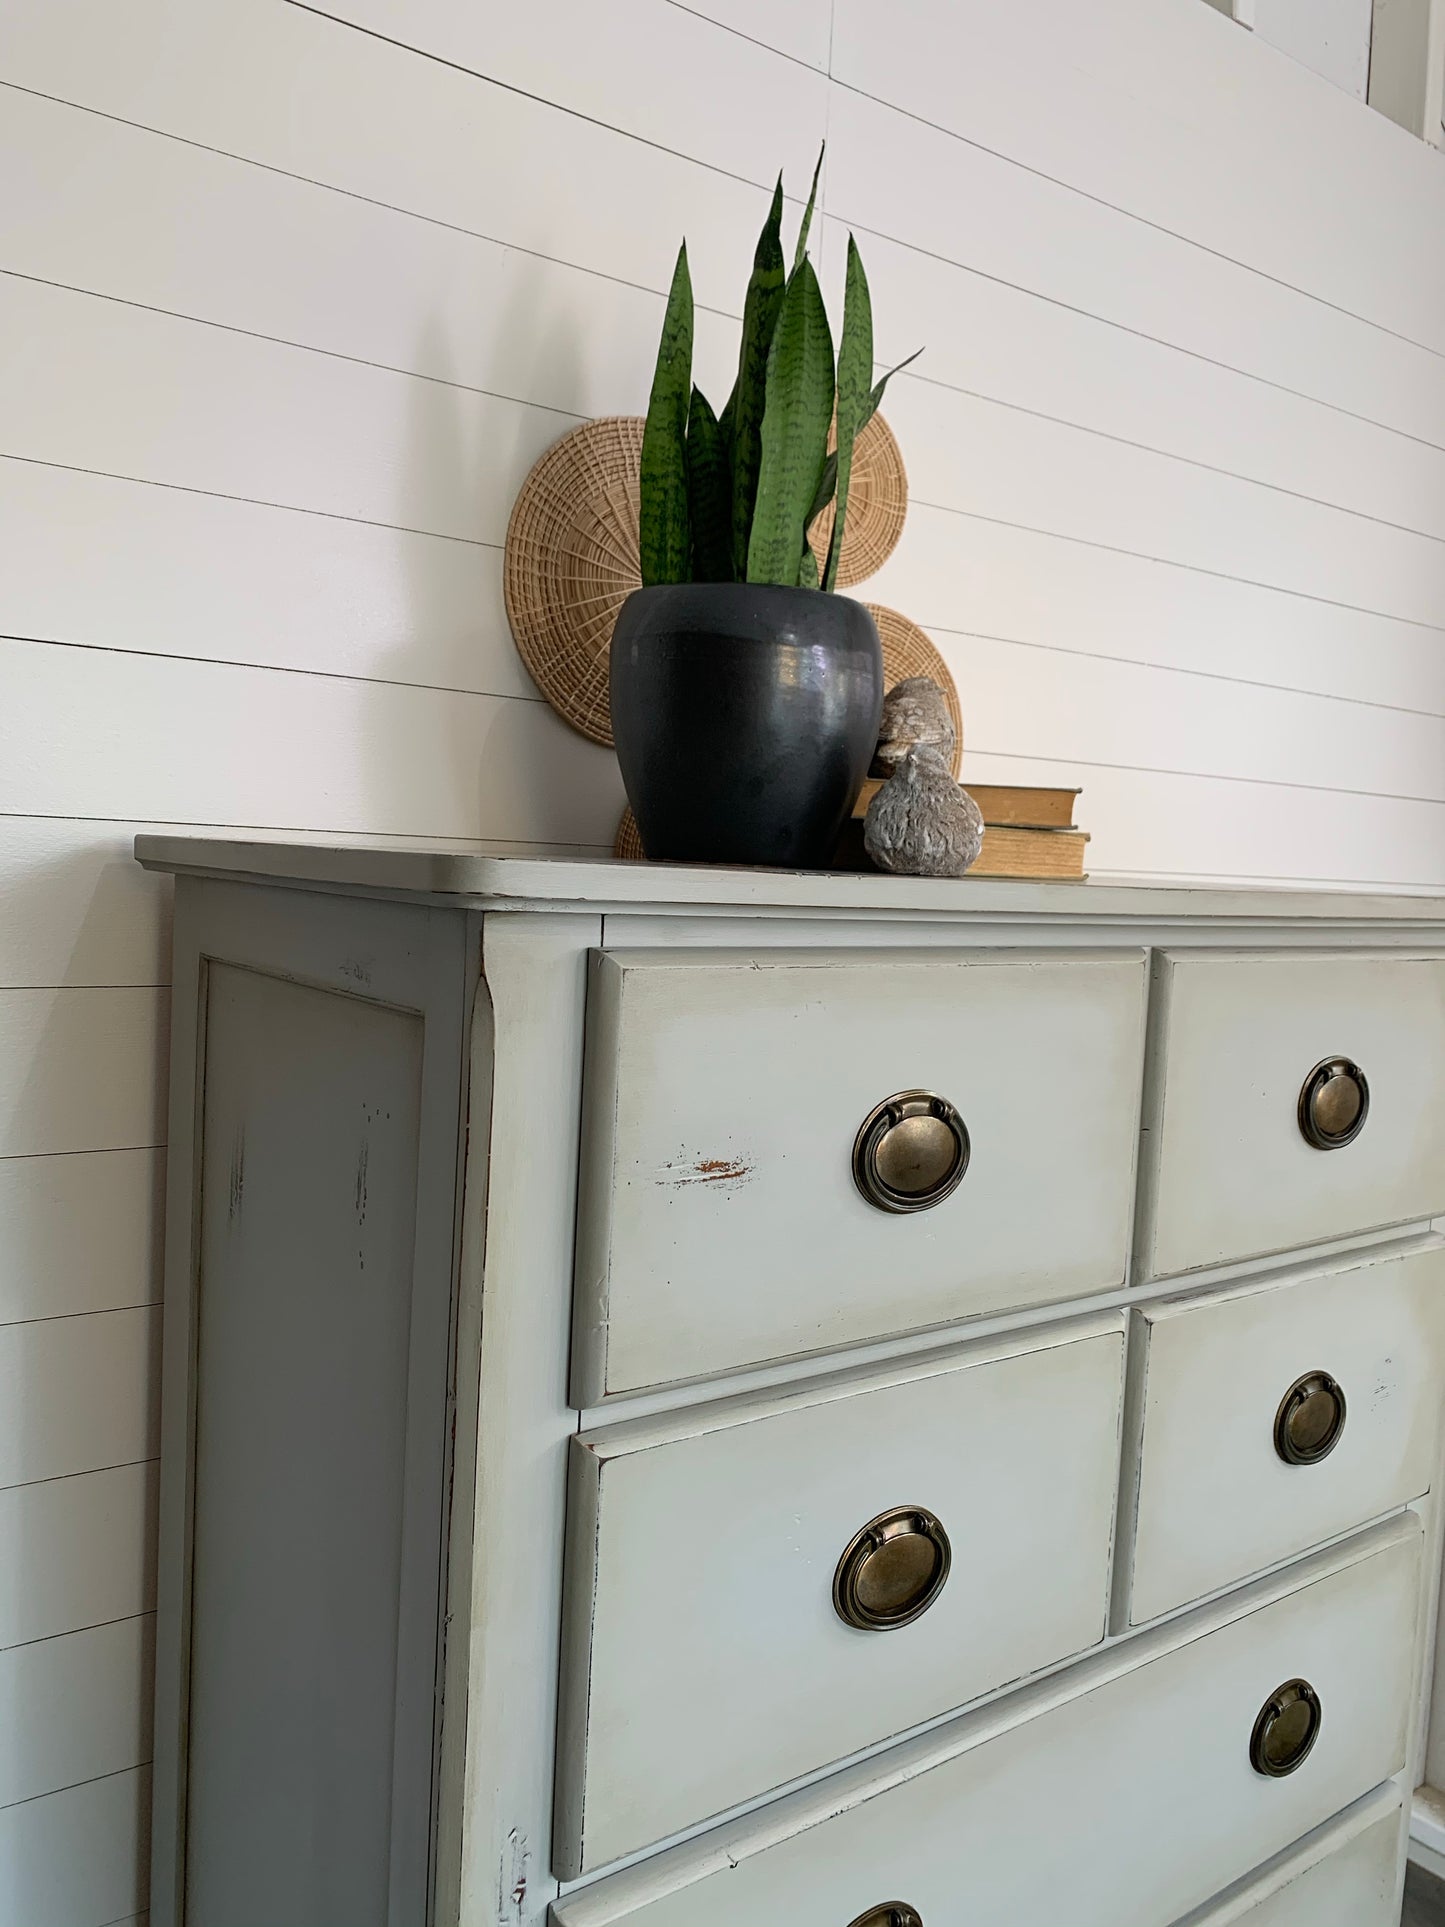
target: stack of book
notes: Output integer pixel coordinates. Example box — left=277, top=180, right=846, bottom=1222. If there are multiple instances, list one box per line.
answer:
left=847, top=781, right=1088, bottom=879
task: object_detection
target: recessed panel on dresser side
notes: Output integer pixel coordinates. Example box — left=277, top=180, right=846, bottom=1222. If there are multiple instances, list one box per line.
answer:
left=571, top=946, right=1148, bottom=1404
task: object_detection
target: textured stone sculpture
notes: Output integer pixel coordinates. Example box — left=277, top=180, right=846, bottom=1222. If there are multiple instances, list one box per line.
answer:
left=872, top=675, right=957, bottom=776
left=864, top=745, right=984, bottom=878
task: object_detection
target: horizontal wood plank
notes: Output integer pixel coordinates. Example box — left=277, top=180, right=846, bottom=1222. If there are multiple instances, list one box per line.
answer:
left=0, top=1614, right=153, bottom=1808
left=0, top=1463, right=157, bottom=1649
left=0, top=0, right=772, bottom=316
left=0, top=457, right=539, bottom=706
left=0, top=87, right=739, bottom=439
left=939, top=631, right=1445, bottom=803
left=881, top=373, right=1445, bottom=632
left=0, top=814, right=170, bottom=990
left=313, top=0, right=829, bottom=187
left=867, top=504, right=1445, bottom=717
left=0, top=1766, right=150, bottom=1927
left=0, top=1307, right=159, bottom=1490
left=0, top=1148, right=162, bottom=1326
left=832, top=0, right=1445, bottom=356
left=955, top=750, right=1445, bottom=888
left=0, top=641, right=624, bottom=843
left=827, top=218, right=1445, bottom=545
left=824, top=83, right=1445, bottom=452
left=0, top=988, right=165, bottom=1159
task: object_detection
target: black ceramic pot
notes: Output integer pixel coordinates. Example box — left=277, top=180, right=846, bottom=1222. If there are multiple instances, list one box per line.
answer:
left=610, top=582, right=884, bottom=868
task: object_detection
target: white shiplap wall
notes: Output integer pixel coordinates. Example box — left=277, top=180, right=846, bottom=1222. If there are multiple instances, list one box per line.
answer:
left=3, top=0, right=1445, bottom=1918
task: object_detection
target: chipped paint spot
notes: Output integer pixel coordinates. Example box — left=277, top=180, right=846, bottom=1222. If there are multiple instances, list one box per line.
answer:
left=659, top=1157, right=754, bottom=1188
left=227, top=1129, right=245, bottom=1223
left=355, top=1137, right=369, bottom=1225
left=498, top=1829, right=531, bottom=1926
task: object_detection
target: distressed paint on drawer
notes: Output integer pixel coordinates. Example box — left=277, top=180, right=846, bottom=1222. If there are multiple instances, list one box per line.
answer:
left=1121, top=1242, right=1445, bottom=1627
left=1175, top=1786, right=1403, bottom=1925
left=573, top=947, right=1148, bottom=1400
left=555, top=1314, right=1125, bottom=1875
left=550, top=1520, right=1421, bottom=1927
left=1137, top=950, right=1445, bottom=1280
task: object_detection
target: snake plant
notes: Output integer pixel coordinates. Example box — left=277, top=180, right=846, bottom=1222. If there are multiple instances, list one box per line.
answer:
left=639, top=149, right=919, bottom=594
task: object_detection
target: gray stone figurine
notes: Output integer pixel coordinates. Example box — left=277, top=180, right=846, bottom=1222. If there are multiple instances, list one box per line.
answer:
left=872, top=675, right=957, bottom=776
left=864, top=744, right=985, bottom=877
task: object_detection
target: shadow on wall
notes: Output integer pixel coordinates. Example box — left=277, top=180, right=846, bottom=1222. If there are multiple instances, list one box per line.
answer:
left=385, top=312, right=624, bottom=849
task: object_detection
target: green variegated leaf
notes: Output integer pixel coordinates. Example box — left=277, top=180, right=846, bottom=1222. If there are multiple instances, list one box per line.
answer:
left=824, top=235, right=873, bottom=592
left=685, top=387, right=732, bottom=582
left=746, top=257, right=835, bottom=587
left=792, top=144, right=824, bottom=273
left=639, top=243, right=694, bottom=586
left=797, top=544, right=820, bottom=589
left=728, top=178, right=786, bottom=580
left=805, top=449, right=838, bottom=530
left=862, top=346, right=923, bottom=429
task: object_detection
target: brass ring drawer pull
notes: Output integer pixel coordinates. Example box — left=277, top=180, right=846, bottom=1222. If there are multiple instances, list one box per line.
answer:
left=1274, top=1371, right=1347, bottom=1466
left=847, top=1909, right=923, bottom=1927
left=852, top=1091, right=969, bottom=1214
left=1250, top=1677, right=1321, bottom=1777
left=834, top=1505, right=952, bottom=1631
left=1297, top=1057, right=1369, bottom=1150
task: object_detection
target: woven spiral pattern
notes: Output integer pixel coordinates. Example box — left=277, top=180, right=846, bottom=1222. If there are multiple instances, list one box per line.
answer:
left=808, top=413, right=909, bottom=588
left=503, top=416, right=644, bottom=747
left=614, top=606, right=961, bottom=859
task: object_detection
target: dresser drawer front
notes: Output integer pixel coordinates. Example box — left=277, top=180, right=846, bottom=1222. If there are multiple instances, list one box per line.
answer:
left=556, top=1317, right=1125, bottom=1875
left=574, top=947, right=1147, bottom=1400
left=551, top=1524, right=1420, bottom=1927
left=1178, top=1792, right=1402, bottom=1926
left=1139, top=951, right=1445, bottom=1280
left=1123, top=1245, right=1445, bottom=1626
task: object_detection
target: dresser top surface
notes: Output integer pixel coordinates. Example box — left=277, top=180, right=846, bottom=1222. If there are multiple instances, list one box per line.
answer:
left=134, top=834, right=1445, bottom=927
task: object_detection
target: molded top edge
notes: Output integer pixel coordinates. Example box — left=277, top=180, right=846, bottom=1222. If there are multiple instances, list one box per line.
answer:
left=133, top=835, right=1445, bottom=925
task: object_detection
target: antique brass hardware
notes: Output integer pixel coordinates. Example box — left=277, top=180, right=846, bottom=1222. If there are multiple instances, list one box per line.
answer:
left=1297, top=1057, right=1369, bottom=1150
left=1274, top=1371, right=1346, bottom=1467
left=1249, top=1678, right=1322, bottom=1777
left=833, top=1506, right=952, bottom=1631
left=846, top=1909, right=923, bottom=1927
left=852, top=1091, right=969, bottom=1214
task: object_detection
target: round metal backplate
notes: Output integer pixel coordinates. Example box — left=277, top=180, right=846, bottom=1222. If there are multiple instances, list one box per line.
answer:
left=1274, top=1370, right=1347, bottom=1467
left=834, top=1506, right=952, bottom=1632
left=1297, top=1057, right=1369, bottom=1150
left=852, top=1091, right=969, bottom=1214
left=1250, top=1677, right=1322, bottom=1778
left=846, top=1907, right=924, bottom=1927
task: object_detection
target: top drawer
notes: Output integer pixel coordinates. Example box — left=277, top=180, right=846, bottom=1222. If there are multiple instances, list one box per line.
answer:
left=1137, top=950, right=1445, bottom=1280
left=573, top=948, right=1147, bottom=1400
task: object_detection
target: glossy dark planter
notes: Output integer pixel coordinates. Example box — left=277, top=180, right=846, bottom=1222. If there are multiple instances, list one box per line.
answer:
left=610, top=583, right=884, bottom=868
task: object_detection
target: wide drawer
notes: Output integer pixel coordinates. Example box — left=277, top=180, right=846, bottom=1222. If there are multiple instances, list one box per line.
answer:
left=1175, top=1787, right=1403, bottom=1926
left=1121, top=1243, right=1445, bottom=1626
left=555, top=1315, right=1125, bottom=1874
left=573, top=947, right=1147, bottom=1400
left=1137, top=950, right=1445, bottom=1280
left=551, top=1519, right=1420, bottom=1927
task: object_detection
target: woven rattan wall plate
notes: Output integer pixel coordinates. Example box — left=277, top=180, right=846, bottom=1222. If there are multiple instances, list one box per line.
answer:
left=808, top=414, right=909, bottom=588
left=503, top=416, right=644, bottom=747
left=615, top=603, right=960, bottom=858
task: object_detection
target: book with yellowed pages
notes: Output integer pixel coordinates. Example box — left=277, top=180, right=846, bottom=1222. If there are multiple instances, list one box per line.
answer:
left=969, top=823, right=1089, bottom=879
left=852, top=779, right=1079, bottom=828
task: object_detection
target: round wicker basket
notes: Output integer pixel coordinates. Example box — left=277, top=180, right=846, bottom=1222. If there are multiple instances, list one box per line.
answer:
left=502, top=416, right=644, bottom=747
left=807, top=414, right=909, bottom=588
